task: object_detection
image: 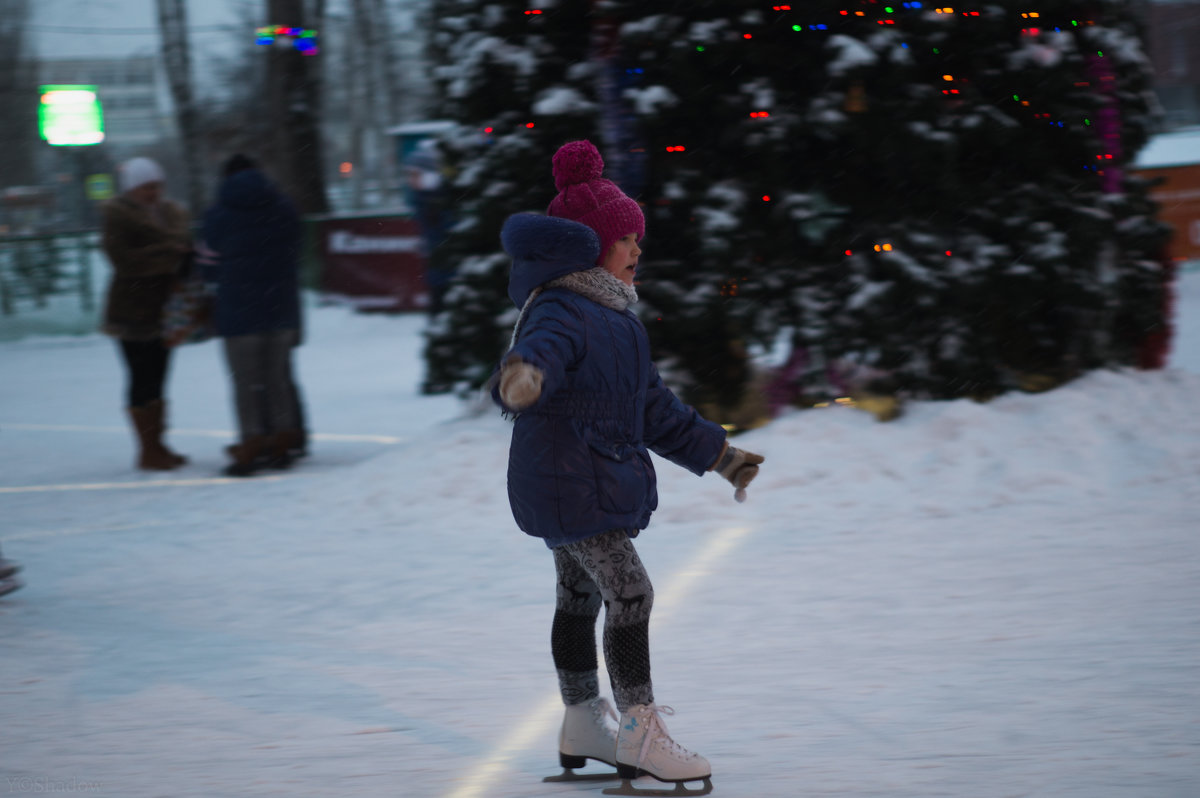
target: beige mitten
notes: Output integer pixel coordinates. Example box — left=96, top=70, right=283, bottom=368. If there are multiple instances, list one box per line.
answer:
left=712, top=443, right=765, bottom=502
left=499, top=356, right=544, bottom=410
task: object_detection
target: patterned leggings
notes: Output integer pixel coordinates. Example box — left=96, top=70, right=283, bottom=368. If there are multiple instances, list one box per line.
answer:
left=552, top=529, right=654, bottom=712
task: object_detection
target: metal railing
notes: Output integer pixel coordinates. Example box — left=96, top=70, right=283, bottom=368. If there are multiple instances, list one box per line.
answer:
left=0, top=230, right=99, bottom=316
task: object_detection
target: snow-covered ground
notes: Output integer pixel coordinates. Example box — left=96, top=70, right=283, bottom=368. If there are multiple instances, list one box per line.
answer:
left=1, top=269, right=1198, bottom=798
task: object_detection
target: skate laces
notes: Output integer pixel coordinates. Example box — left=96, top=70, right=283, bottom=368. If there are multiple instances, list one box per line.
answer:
left=635, top=704, right=697, bottom=766
left=592, top=697, right=619, bottom=725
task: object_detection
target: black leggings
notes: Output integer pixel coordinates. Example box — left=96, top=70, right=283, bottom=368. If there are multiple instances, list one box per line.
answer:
left=552, top=529, right=655, bottom=712
left=118, top=338, right=172, bottom=407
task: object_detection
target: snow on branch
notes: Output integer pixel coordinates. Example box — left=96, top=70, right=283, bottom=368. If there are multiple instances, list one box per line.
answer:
left=532, top=87, right=596, bottom=115
left=826, top=35, right=878, bottom=76
left=624, top=85, right=680, bottom=115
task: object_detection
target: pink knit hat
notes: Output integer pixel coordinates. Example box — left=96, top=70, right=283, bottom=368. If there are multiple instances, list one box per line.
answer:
left=547, top=140, right=644, bottom=265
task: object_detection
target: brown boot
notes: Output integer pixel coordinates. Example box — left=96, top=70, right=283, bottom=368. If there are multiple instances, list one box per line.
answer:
left=224, top=435, right=270, bottom=477
left=145, top=399, right=188, bottom=466
left=266, top=429, right=305, bottom=469
left=128, top=405, right=182, bottom=471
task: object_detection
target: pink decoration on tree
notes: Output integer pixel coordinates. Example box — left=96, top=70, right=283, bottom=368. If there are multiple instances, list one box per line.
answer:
left=1087, top=54, right=1122, bottom=194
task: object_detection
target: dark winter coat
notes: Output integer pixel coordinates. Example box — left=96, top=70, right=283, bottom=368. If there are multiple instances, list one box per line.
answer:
left=201, top=169, right=302, bottom=338
left=100, top=195, right=191, bottom=340
left=494, top=213, right=726, bottom=548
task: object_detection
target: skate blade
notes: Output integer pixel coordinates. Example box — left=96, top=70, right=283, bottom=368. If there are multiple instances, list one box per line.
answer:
left=602, top=776, right=713, bottom=796
left=543, top=768, right=620, bottom=783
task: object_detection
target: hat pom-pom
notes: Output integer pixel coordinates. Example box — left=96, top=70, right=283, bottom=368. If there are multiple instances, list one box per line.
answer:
left=552, top=140, right=604, bottom=191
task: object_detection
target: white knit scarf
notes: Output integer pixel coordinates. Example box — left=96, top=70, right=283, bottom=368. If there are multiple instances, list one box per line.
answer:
left=508, top=268, right=638, bottom=349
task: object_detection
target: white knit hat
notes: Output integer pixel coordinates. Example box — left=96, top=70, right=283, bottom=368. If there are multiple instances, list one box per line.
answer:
left=118, top=157, right=165, bottom=193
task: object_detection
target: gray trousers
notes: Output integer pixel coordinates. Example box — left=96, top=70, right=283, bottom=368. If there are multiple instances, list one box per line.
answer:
left=222, top=329, right=301, bottom=438
left=552, top=529, right=655, bottom=712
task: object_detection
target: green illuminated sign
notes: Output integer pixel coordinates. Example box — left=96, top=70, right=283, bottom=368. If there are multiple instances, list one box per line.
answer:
left=38, top=85, right=105, bottom=146
left=85, top=174, right=115, bottom=200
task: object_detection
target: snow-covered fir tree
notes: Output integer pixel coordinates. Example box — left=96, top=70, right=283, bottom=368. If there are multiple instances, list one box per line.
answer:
left=422, top=0, right=1170, bottom=410
left=778, top=0, right=1171, bottom=400
left=608, top=1, right=840, bottom=419
left=421, top=0, right=603, bottom=395
left=613, top=0, right=1170, bottom=405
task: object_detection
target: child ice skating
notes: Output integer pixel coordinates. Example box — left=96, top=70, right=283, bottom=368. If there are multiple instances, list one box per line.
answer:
left=493, top=140, right=764, bottom=795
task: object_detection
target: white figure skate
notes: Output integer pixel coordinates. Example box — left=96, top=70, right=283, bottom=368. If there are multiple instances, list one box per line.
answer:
left=604, top=704, right=713, bottom=796
left=543, top=696, right=620, bottom=782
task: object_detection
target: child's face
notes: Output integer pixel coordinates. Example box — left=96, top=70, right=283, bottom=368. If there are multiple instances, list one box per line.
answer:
left=602, top=233, right=642, bottom=286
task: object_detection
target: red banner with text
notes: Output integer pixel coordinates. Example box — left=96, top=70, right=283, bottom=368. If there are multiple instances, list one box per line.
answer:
left=316, top=215, right=429, bottom=311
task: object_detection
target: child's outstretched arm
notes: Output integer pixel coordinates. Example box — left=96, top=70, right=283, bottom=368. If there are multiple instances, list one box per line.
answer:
left=643, top=363, right=765, bottom=501
left=492, top=297, right=585, bottom=413
left=709, top=442, right=765, bottom=503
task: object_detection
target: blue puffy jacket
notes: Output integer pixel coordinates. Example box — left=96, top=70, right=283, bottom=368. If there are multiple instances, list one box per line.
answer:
left=494, top=213, right=726, bottom=548
left=201, top=169, right=302, bottom=337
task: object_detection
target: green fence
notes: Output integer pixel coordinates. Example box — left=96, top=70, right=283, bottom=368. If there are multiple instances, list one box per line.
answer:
left=0, top=220, right=326, bottom=329
left=0, top=230, right=98, bottom=317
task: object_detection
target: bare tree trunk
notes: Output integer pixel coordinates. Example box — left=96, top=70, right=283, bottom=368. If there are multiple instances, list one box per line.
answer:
left=358, top=0, right=399, bottom=126
left=347, top=0, right=403, bottom=208
left=367, top=0, right=400, bottom=198
left=350, top=0, right=379, bottom=208
left=346, top=13, right=366, bottom=209
left=155, top=0, right=207, bottom=214
left=0, top=0, right=38, bottom=189
left=266, top=0, right=329, bottom=214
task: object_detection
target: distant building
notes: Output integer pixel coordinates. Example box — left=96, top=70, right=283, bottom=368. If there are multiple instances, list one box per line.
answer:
left=1132, top=127, right=1200, bottom=263
left=38, top=55, right=172, bottom=156
left=1143, top=0, right=1200, bottom=129
left=30, top=55, right=174, bottom=228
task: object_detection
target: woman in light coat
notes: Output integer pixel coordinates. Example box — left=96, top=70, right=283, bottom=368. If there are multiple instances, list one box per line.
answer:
left=101, top=157, right=191, bottom=470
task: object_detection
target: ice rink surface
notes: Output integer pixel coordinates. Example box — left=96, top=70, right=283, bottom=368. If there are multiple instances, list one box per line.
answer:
left=2, top=272, right=1198, bottom=797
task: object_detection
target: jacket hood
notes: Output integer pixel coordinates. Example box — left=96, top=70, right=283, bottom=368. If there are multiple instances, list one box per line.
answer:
left=217, top=168, right=279, bottom=210
left=501, top=213, right=601, bottom=308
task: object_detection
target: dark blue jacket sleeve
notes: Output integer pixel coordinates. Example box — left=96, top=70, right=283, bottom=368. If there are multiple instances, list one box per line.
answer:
left=643, top=362, right=727, bottom=475
left=492, top=295, right=585, bottom=414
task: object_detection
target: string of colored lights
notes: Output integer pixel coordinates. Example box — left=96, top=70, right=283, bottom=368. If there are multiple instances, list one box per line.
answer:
left=254, top=25, right=320, bottom=55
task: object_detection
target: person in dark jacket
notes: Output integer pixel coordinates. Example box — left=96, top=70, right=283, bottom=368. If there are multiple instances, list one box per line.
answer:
left=201, top=155, right=307, bottom=476
left=101, top=157, right=192, bottom=471
left=405, top=145, right=455, bottom=315
left=493, top=140, right=764, bottom=792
